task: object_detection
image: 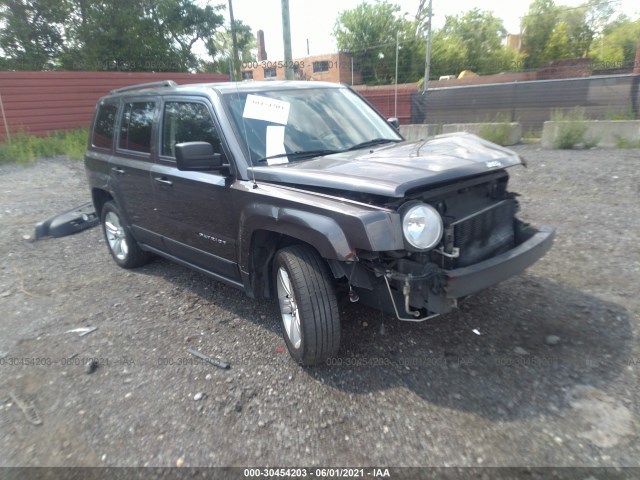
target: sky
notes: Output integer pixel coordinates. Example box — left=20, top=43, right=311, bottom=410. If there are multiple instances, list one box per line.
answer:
left=220, top=0, right=640, bottom=60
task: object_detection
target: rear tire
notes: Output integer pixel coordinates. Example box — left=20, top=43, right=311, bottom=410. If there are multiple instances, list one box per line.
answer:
left=101, top=201, right=152, bottom=269
left=273, top=245, right=341, bottom=366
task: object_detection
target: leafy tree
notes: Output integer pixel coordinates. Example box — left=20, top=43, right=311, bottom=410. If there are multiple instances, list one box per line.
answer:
left=542, top=21, right=573, bottom=61
left=62, top=0, right=178, bottom=71
left=522, top=0, right=559, bottom=68
left=152, top=0, right=224, bottom=70
left=1, top=0, right=226, bottom=72
left=0, top=0, right=70, bottom=69
left=523, top=0, right=615, bottom=67
left=334, top=1, right=407, bottom=84
left=592, top=16, right=640, bottom=65
left=61, top=1, right=182, bottom=71
left=441, top=9, right=508, bottom=73
left=430, top=8, right=522, bottom=76
left=428, top=30, right=467, bottom=78
left=202, top=20, right=256, bottom=74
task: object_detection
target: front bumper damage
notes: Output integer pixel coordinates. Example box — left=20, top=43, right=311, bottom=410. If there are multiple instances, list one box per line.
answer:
left=354, top=225, right=555, bottom=321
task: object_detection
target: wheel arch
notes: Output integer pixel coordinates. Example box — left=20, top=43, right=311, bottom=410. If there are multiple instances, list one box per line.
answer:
left=245, top=226, right=347, bottom=300
left=91, top=188, right=114, bottom=217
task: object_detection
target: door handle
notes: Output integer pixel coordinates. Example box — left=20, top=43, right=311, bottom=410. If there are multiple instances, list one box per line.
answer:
left=154, top=177, right=173, bottom=186
left=112, top=167, right=125, bottom=174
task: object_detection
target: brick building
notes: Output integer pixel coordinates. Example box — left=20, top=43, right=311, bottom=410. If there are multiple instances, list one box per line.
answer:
left=241, top=52, right=363, bottom=84
left=240, top=30, right=362, bottom=84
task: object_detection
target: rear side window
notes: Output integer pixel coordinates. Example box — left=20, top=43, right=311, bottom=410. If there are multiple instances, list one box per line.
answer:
left=162, top=102, right=221, bottom=157
left=119, top=102, right=155, bottom=153
left=91, top=104, right=117, bottom=149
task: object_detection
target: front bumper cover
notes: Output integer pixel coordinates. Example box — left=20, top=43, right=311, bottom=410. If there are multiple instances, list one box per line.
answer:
left=378, top=225, right=555, bottom=320
left=444, top=225, right=555, bottom=299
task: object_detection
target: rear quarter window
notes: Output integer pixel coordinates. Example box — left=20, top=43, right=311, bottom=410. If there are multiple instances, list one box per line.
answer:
left=91, top=104, right=118, bottom=149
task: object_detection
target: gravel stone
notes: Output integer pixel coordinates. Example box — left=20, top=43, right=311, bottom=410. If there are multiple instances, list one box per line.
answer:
left=546, top=335, right=561, bottom=345
left=1, top=148, right=639, bottom=467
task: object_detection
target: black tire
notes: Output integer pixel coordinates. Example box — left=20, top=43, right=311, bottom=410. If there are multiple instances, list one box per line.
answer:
left=273, top=245, right=341, bottom=366
left=100, top=201, right=153, bottom=269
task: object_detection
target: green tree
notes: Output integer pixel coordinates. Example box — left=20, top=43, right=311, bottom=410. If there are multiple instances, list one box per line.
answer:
left=202, top=20, right=256, bottom=74
left=0, top=0, right=70, bottom=69
left=441, top=9, right=508, bottom=73
left=522, top=0, right=559, bottom=68
left=334, top=1, right=406, bottom=85
left=152, top=0, right=224, bottom=70
left=592, top=16, right=640, bottom=65
left=60, top=1, right=182, bottom=71
left=542, top=21, right=573, bottom=61
left=428, top=30, right=467, bottom=78
left=1, top=0, right=226, bottom=72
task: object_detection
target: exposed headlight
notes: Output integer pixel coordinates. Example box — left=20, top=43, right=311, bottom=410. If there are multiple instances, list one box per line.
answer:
left=400, top=202, right=443, bottom=250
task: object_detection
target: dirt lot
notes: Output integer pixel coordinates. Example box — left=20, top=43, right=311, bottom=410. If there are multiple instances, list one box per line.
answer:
left=0, top=146, right=639, bottom=469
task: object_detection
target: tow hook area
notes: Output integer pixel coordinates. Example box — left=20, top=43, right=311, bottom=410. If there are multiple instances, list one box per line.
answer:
left=383, top=272, right=441, bottom=323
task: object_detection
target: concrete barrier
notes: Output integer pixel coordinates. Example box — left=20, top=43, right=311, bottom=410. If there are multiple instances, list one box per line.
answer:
left=542, top=120, right=640, bottom=148
left=441, top=123, right=522, bottom=146
left=399, top=124, right=442, bottom=141
left=400, top=123, right=522, bottom=145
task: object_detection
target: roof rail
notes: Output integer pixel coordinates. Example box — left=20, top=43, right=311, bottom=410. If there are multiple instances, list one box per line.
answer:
left=109, top=80, right=177, bottom=95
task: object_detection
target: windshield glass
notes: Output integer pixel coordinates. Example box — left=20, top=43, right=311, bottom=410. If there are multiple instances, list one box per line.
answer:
left=222, top=87, right=402, bottom=165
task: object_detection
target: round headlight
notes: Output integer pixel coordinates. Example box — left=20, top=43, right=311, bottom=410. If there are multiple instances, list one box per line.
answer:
left=401, top=203, right=443, bottom=250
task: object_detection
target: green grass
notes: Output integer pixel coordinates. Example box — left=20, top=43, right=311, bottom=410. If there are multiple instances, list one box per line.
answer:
left=479, top=122, right=510, bottom=145
left=615, top=135, right=640, bottom=148
left=551, top=107, right=595, bottom=149
left=605, top=107, right=636, bottom=121
left=0, top=128, right=89, bottom=165
left=477, top=114, right=514, bottom=145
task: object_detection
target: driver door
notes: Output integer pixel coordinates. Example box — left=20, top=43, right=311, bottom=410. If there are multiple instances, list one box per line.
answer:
left=150, top=97, right=241, bottom=283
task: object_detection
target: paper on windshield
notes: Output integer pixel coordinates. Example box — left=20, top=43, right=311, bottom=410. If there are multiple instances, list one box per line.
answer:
left=242, top=94, right=290, bottom=125
left=265, top=126, right=288, bottom=165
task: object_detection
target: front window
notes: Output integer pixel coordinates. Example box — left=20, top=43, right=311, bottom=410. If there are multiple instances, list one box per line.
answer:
left=161, top=102, right=220, bottom=157
left=223, top=87, right=401, bottom=165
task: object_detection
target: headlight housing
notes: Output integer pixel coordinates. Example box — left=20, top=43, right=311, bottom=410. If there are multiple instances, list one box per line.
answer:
left=400, top=202, right=443, bottom=251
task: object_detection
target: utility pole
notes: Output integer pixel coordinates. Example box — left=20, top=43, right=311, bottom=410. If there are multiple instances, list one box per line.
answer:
left=281, top=0, right=294, bottom=80
left=395, top=31, right=399, bottom=118
left=228, top=0, right=240, bottom=81
left=422, top=0, right=432, bottom=94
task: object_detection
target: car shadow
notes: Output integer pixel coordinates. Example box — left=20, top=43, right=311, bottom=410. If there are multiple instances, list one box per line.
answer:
left=136, top=259, right=633, bottom=422
left=309, top=274, right=633, bottom=421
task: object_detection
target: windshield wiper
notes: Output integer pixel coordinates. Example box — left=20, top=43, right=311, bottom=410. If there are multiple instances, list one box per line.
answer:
left=346, top=138, right=401, bottom=151
left=256, top=149, right=341, bottom=163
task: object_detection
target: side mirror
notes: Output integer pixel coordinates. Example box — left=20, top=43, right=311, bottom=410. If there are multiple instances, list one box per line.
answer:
left=175, top=142, right=223, bottom=171
left=387, top=117, right=400, bottom=130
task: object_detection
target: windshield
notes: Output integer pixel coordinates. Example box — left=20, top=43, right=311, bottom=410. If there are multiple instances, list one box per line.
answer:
left=222, top=87, right=402, bottom=165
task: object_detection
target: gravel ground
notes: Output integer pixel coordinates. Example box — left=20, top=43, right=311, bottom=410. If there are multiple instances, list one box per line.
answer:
left=0, top=146, right=639, bottom=469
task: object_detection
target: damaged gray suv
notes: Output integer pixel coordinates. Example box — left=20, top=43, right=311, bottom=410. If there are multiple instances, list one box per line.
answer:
left=85, top=80, right=555, bottom=365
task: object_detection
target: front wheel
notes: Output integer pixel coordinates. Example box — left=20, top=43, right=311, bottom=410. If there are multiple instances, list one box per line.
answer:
left=273, top=245, right=341, bottom=366
left=101, top=201, right=152, bottom=269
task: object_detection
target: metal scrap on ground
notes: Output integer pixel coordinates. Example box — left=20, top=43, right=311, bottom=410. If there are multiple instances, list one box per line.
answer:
left=187, top=348, right=230, bottom=370
left=65, top=327, right=98, bottom=337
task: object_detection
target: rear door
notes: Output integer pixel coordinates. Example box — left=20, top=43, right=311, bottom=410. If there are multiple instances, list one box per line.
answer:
left=112, top=97, right=161, bottom=247
left=150, top=97, right=241, bottom=282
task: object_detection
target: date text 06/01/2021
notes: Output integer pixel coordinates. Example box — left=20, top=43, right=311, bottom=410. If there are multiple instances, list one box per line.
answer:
left=243, top=468, right=391, bottom=477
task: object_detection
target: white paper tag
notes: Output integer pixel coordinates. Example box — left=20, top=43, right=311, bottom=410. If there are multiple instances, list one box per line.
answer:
left=265, top=126, right=288, bottom=164
left=242, top=94, right=290, bottom=125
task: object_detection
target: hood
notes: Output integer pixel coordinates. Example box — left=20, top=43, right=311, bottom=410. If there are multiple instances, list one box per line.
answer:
left=250, top=133, right=523, bottom=198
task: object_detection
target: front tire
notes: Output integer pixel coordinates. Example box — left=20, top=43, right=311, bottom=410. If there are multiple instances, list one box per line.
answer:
left=273, top=245, right=341, bottom=366
left=101, top=201, right=152, bottom=269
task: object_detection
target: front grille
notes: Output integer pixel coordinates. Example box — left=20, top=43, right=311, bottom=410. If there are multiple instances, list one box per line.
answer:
left=452, top=199, right=516, bottom=267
